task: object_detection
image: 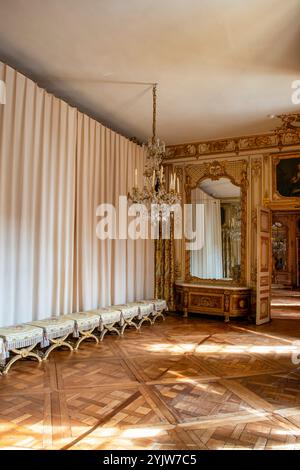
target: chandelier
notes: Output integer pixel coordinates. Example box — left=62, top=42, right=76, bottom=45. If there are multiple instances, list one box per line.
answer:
left=223, top=205, right=241, bottom=241
left=128, top=84, right=181, bottom=207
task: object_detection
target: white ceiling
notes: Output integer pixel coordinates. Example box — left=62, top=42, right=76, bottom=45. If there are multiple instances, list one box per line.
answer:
left=0, top=0, right=299, bottom=144
left=199, top=178, right=241, bottom=198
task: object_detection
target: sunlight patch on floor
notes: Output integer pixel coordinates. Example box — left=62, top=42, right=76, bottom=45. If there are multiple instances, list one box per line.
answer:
left=122, top=427, right=163, bottom=438
left=195, top=343, right=299, bottom=355
left=147, top=343, right=194, bottom=353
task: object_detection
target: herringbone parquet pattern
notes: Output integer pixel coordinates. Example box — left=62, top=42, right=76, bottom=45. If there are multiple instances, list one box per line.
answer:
left=0, top=314, right=300, bottom=450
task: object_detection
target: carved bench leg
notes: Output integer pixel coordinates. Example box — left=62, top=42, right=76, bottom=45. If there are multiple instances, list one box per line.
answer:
left=0, top=343, right=42, bottom=375
left=120, top=317, right=139, bottom=335
left=99, top=323, right=121, bottom=341
left=73, top=329, right=99, bottom=351
left=138, top=315, right=153, bottom=329
left=43, top=334, right=73, bottom=360
left=152, top=311, right=166, bottom=323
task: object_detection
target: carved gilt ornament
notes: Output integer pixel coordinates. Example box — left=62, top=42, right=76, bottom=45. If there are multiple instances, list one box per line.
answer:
left=165, top=114, right=300, bottom=161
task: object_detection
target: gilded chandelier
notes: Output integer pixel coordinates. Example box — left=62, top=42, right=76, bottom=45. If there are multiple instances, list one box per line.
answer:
left=128, top=84, right=181, bottom=207
left=222, top=205, right=242, bottom=241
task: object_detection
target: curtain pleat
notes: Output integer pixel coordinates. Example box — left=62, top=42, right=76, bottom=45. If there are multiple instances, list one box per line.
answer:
left=0, top=63, right=77, bottom=326
left=190, top=188, right=223, bottom=279
left=154, top=218, right=175, bottom=311
left=0, top=62, right=154, bottom=327
left=75, top=112, right=154, bottom=312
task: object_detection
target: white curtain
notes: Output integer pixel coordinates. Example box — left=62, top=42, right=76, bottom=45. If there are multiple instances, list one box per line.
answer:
left=0, top=63, right=77, bottom=326
left=75, top=112, right=154, bottom=311
left=190, top=188, right=223, bottom=279
left=0, top=62, right=154, bottom=327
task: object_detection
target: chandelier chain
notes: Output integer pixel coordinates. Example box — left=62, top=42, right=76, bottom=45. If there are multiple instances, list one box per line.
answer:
left=127, top=81, right=181, bottom=213
left=152, top=84, right=157, bottom=144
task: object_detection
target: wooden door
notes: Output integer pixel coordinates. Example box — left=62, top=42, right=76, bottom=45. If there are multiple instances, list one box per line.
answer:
left=256, top=206, right=272, bottom=325
left=297, top=236, right=300, bottom=287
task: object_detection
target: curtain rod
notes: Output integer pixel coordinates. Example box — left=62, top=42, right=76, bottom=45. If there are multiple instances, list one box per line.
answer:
left=42, top=78, right=157, bottom=86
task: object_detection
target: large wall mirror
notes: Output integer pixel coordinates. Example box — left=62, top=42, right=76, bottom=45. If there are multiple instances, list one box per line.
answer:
left=185, top=161, right=247, bottom=285
left=190, top=178, right=241, bottom=281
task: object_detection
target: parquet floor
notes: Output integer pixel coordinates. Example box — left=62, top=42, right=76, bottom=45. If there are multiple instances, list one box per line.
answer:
left=271, top=289, right=300, bottom=319
left=1, top=314, right=300, bottom=450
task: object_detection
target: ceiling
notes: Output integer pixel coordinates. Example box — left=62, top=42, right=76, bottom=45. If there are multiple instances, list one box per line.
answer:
left=0, top=0, right=299, bottom=144
left=199, top=178, right=240, bottom=198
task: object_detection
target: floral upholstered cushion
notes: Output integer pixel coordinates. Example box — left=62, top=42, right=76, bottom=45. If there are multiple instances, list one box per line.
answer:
left=88, top=308, right=123, bottom=329
left=139, top=299, right=168, bottom=312
left=126, top=302, right=154, bottom=318
left=111, top=304, right=140, bottom=320
left=0, top=324, right=44, bottom=359
left=28, top=317, right=75, bottom=343
left=0, top=338, right=4, bottom=363
left=64, top=312, right=101, bottom=335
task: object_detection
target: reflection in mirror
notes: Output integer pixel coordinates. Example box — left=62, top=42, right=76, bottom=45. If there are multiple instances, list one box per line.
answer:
left=272, top=222, right=287, bottom=274
left=190, top=177, right=241, bottom=280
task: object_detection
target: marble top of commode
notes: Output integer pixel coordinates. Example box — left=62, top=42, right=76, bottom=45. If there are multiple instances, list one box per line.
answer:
left=175, top=282, right=250, bottom=291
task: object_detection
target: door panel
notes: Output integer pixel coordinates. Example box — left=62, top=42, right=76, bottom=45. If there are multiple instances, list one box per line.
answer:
left=256, top=207, right=271, bottom=325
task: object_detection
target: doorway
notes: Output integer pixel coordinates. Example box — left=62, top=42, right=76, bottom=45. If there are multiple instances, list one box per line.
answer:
left=271, top=210, right=300, bottom=318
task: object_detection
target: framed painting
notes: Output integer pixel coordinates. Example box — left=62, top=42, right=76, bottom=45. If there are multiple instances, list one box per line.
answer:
left=273, top=155, right=300, bottom=199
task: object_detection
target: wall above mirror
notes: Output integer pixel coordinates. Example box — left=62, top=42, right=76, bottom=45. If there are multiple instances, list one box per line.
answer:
left=184, top=160, right=248, bottom=286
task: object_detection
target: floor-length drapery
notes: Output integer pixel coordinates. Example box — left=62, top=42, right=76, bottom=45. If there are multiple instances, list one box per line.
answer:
left=75, top=112, right=154, bottom=311
left=0, top=62, right=154, bottom=327
left=0, top=63, right=77, bottom=326
left=154, top=217, right=175, bottom=310
left=190, top=188, right=223, bottom=279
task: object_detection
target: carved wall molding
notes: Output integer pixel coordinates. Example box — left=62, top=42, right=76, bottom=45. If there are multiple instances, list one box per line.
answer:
left=251, top=158, right=262, bottom=179
left=165, top=130, right=300, bottom=161
left=185, top=159, right=248, bottom=191
left=251, top=209, right=257, bottom=226
left=251, top=265, right=257, bottom=284
left=274, top=114, right=300, bottom=148
left=174, top=166, right=184, bottom=188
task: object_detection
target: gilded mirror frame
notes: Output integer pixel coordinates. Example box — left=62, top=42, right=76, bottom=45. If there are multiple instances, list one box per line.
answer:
left=185, top=159, right=248, bottom=286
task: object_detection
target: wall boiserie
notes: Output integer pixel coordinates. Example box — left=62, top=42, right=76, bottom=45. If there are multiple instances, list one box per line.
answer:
left=164, top=130, right=300, bottom=316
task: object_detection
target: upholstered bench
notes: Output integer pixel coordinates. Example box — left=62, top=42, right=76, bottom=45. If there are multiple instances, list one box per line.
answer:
left=0, top=300, right=168, bottom=374
left=111, top=304, right=140, bottom=335
left=0, top=324, right=44, bottom=374
left=125, top=302, right=154, bottom=328
left=28, top=317, right=75, bottom=360
left=139, top=299, right=168, bottom=323
left=64, top=312, right=101, bottom=350
left=86, top=307, right=123, bottom=340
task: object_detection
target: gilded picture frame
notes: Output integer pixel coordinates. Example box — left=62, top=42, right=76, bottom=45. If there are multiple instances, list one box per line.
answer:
left=273, top=154, right=300, bottom=201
